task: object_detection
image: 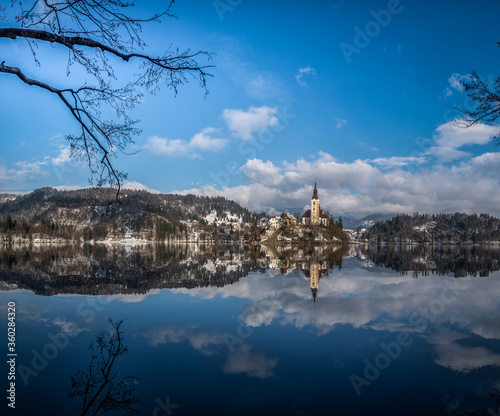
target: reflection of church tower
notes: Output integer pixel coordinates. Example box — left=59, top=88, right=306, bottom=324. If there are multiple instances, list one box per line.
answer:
left=311, top=181, right=320, bottom=225
left=310, top=262, right=319, bottom=303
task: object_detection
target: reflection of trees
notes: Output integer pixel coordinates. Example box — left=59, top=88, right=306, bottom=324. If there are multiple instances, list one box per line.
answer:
left=68, top=319, right=140, bottom=416
left=258, top=244, right=347, bottom=273
left=0, top=244, right=255, bottom=295
left=363, top=245, right=500, bottom=277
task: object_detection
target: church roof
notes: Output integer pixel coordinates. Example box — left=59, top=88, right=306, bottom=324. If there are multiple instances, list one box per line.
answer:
left=301, top=209, right=329, bottom=219
left=312, top=181, right=319, bottom=200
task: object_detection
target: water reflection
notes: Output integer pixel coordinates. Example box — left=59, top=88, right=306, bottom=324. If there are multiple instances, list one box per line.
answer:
left=0, top=244, right=255, bottom=295
left=2, top=243, right=500, bottom=415
left=68, top=319, right=141, bottom=416
left=362, top=244, right=500, bottom=277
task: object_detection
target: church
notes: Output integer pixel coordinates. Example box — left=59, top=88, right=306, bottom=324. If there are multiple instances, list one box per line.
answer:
left=301, top=181, right=329, bottom=226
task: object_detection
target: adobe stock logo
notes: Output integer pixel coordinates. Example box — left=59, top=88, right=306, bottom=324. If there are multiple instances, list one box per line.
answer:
left=213, top=0, right=243, bottom=21
left=339, top=0, right=407, bottom=63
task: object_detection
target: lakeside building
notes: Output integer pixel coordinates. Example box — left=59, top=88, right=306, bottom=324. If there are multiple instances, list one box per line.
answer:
left=262, top=182, right=330, bottom=238
left=301, top=182, right=329, bottom=226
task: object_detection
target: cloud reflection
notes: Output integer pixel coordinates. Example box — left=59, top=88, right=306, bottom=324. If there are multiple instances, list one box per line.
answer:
left=223, top=345, right=278, bottom=379
left=144, top=325, right=224, bottom=356
left=174, top=259, right=500, bottom=373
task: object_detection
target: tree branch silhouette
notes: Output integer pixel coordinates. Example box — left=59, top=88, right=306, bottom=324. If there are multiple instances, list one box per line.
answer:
left=68, top=318, right=141, bottom=416
left=456, top=42, right=500, bottom=145
left=0, top=1, right=213, bottom=199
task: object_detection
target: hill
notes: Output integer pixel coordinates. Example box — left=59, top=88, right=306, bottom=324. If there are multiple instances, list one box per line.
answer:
left=0, top=187, right=254, bottom=243
left=359, top=212, right=500, bottom=244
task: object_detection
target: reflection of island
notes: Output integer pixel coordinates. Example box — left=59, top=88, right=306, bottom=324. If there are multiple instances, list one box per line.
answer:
left=0, top=243, right=347, bottom=299
left=1, top=243, right=499, bottom=297
left=301, top=261, right=329, bottom=303
left=260, top=244, right=343, bottom=302
left=357, top=245, right=500, bottom=277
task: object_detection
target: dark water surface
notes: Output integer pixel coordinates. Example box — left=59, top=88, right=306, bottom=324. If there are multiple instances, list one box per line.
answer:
left=1, top=243, right=500, bottom=415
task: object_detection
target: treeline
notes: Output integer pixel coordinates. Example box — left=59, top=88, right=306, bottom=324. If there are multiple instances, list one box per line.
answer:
left=1, top=214, right=78, bottom=240
left=0, top=187, right=255, bottom=242
left=326, top=216, right=349, bottom=243
left=361, top=212, right=500, bottom=244
left=362, top=245, right=500, bottom=277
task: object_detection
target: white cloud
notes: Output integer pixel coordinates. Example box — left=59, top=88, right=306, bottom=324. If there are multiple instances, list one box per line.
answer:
left=222, top=106, right=279, bottom=140
left=167, top=121, right=500, bottom=218
left=14, top=160, right=47, bottom=177
left=435, top=120, right=498, bottom=148
left=448, top=73, right=469, bottom=92
left=144, top=127, right=228, bottom=158
left=242, top=159, right=282, bottom=186
left=428, top=146, right=471, bottom=161
left=121, top=181, right=162, bottom=194
left=175, top=146, right=500, bottom=217
left=189, top=127, right=228, bottom=151
left=334, top=118, right=347, bottom=129
left=443, top=87, right=453, bottom=99
left=295, top=66, right=317, bottom=86
left=0, top=160, right=49, bottom=185
left=54, top=185, right=86, bottom=191
left=427, top=120, right=499, bottom=160
left=372, top=156, right=427, bottom=168
left=51, top=146, right=72, bottom=166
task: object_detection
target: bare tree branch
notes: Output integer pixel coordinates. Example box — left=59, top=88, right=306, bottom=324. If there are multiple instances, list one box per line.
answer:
left=0, top=61, right=134, bottom=198
left=455, top=43, right=500, bottom=144
left=68, top=318, right=140, bottom=416
left=1, top=1, right=213, bottom=198
left=0, top=27, right=213, bottom=87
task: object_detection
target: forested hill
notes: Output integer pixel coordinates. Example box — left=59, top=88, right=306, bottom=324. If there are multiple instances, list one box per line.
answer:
left=361, top=212, right=500, bottom=244
left=0, top=187, right=254, bottom=241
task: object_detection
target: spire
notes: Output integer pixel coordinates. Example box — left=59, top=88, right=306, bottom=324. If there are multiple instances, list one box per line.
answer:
left=312, top=180, right=318, bottom=200
left=312, top=287, right=317, bottom=305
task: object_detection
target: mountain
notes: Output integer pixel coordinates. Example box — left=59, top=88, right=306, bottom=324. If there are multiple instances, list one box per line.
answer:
left=360, top=212, right=500, bottom=244
left=334, top=213, right=360, bottom=229
left=354, top=213, right=397, bottom=230
left=0, top=194, right=18, bottom=204
left=0, top=187, right=254, bottom=242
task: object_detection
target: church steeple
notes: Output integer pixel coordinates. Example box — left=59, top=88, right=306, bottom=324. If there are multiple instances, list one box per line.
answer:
left=312, top=180, right=318, bottom=200
left=311, top=287, right=317, bottom=304
left=310, top=181, right=320, bottom=225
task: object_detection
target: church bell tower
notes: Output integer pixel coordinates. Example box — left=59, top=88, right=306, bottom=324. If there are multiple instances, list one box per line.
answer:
left=311, top=181, right=320, bottom=225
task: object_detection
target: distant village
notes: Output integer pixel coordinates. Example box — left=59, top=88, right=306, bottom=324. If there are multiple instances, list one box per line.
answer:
left=255, top=182, right=347, bottom=245
left=265, top=181, right=329, bottom=229
left=178, top=181, right=342, bottom=244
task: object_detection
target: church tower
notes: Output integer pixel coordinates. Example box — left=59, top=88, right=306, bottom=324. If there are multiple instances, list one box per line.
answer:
left=310, top=262, right=319, bottom=304
left=311, top=181, right=320, bottom=225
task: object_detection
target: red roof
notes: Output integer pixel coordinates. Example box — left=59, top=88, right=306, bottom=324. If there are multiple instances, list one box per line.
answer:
left=302, top=209, right=328, bottom=219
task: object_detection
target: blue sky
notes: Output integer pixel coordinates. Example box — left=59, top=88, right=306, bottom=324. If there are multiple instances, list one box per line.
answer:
left=1, top=0, right=500, bottom=217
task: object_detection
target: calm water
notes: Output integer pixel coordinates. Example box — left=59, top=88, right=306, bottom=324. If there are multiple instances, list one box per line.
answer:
left=1, top=243, right=500, bottom=415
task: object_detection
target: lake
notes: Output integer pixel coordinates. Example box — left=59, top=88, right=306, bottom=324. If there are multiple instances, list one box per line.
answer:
left=2, top=243, right=500, bottom=415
